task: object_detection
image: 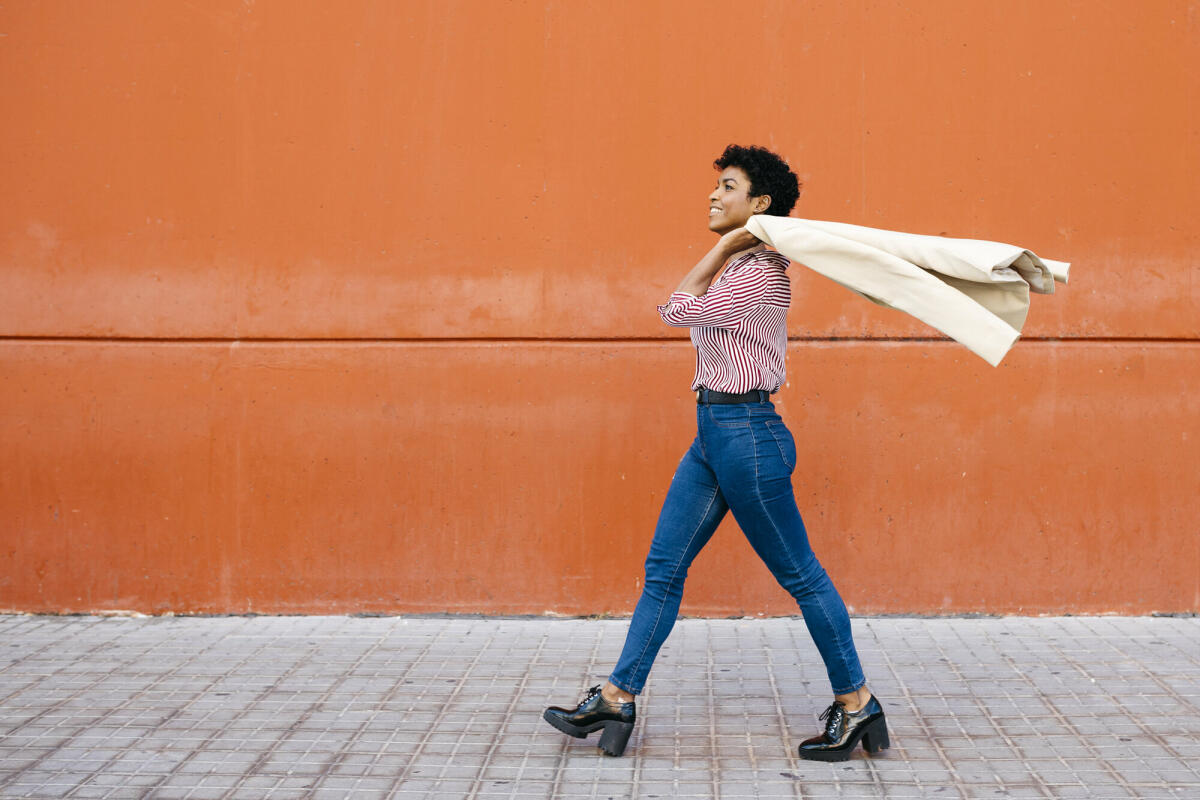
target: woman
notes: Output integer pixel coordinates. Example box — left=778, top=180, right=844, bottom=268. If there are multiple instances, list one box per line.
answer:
left=543, top=145, right=889, bottom=761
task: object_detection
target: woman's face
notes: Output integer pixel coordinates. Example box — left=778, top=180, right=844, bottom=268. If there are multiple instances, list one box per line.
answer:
left=708, top=166, right=769, bottom=234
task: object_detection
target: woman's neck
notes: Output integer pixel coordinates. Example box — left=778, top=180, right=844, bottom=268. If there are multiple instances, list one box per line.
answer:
left=728, top=243, right=766, bottom=262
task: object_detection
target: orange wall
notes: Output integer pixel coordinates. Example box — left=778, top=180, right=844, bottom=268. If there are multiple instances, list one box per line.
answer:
left=2, top=1, right=1197, bottom=614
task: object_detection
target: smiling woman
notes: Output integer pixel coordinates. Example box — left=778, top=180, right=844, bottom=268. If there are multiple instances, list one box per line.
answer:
left=541, top=145, right=890, bottom=762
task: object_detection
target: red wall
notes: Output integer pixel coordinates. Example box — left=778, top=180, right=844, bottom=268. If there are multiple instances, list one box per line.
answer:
left=2, top=1, right=1197, bottom=614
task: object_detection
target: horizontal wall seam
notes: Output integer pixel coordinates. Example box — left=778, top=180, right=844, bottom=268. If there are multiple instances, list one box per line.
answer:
left=0, top=336, right=1197, bottom=345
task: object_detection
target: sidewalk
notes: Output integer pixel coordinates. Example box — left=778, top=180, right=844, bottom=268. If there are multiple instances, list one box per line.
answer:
left=0, top=615, right=1196, bottom=799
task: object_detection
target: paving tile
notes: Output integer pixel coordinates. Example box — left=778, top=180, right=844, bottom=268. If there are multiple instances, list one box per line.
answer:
left=0, top=616, right=1198, bottom=798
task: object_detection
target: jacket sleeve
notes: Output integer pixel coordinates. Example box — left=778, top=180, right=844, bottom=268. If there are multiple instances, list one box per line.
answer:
left=657, top=266, right=771, bottom=329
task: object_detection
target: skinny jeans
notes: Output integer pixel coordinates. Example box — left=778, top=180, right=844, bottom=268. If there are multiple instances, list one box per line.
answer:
left=608, top=400, right=866, bottom=696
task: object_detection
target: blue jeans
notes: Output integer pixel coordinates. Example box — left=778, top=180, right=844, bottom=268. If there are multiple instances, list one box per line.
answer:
left=608, top=400, right=866, bottom=696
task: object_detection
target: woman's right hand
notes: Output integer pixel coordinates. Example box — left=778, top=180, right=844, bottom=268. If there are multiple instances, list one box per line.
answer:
left=718, top=227, right=763, bottom=255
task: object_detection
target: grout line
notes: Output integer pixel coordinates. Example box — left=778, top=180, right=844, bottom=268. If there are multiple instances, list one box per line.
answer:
left=62, top=619, right=256, bottom=800
left=762, top=622, right=803, bottom=799
left=462, top=627, right=548, bottom=800
left=143, top=620, right=323, bottom=798
left=0, top=619, right=148, bottom=792
left=949, top=620, right=1055, bottom=798
left=704, top=620, right=722, bottom=800
left=1002, top=619, right=1139, bottom=797
left=388, top=620, right=492, bottom=794
left=286, top=627, right=392, bottom=798
left=874, top=619, right=966, bottom=791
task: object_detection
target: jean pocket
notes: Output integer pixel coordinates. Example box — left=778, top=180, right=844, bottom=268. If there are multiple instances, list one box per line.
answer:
left=765, top=420, right=796, bottom=470
left=706, top=405, right=750, bottom=428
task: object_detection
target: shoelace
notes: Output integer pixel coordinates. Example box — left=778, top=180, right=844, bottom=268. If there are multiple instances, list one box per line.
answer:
left=580, top=685, right=603, bottom=705
left=818, top=701, right=846, bottom=736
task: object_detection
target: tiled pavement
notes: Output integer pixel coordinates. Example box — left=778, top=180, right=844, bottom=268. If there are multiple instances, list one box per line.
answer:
left=0, top=615, right=1197, bottom=799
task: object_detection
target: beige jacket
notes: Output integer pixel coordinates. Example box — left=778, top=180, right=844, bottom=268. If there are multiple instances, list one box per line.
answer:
left=743, top=215, right=1070, bottom=367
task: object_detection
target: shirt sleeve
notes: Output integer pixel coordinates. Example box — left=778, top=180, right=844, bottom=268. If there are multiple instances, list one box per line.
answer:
left=657, top=265, right=773, bottom=330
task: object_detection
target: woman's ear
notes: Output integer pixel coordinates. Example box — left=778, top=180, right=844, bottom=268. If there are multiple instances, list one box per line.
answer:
left=754, top=195, right=772, bottom=214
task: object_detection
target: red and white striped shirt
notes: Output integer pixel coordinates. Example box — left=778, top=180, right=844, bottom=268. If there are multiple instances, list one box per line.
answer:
left=658, top=249, right=791, bottom=393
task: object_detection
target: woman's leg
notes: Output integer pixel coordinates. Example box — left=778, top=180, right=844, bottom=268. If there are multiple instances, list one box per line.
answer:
left=703, top=405, right=866, bottom=697
left=607, top=436, right=729, bottom=696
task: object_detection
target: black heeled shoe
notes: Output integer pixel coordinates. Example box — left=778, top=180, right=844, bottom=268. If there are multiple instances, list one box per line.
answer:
left=543, top=685, right=636, bottom=756
left=797, top=695, right=889, bottom=762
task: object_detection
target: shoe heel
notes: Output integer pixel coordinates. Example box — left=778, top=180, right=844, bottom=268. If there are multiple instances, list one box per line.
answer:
left=861, top=717, right=890, bottom=754
left=598, top=720, right=634, bottom=756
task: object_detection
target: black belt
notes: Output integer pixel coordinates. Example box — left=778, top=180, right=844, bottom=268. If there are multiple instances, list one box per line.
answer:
left=696, top=387, right=771, bottom=404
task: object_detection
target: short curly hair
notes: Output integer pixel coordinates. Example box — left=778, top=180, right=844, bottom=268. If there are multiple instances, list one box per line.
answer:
left=713, top=144, right=801, bottom=217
